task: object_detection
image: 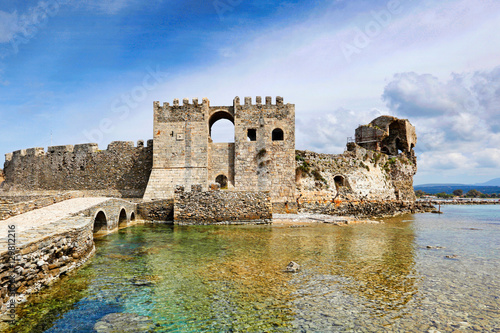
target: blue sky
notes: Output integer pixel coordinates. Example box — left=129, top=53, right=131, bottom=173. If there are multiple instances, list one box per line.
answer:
left=1, top=0, right=499, bottom=185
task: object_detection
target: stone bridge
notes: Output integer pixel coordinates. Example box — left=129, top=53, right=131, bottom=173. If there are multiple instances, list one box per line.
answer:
left=0, top=197, right=137, bottom=319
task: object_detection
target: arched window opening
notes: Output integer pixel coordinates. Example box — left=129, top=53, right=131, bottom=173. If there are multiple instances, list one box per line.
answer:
left=130, top=212, right=136, bottom=221
left=334, top=175, right=345, bottom=188
left=215, top=174, right=228, bottom=189
left=118, top=209, right=127, bottom=226
left=395, top=137, right=404, bottom=155
left=247, top=129, right=257, bottom=142
left=272, top=128, right=284, bottom=141
left=94, top=211, right=107, bottom=233
left=209, top=111, right=235, bottom=143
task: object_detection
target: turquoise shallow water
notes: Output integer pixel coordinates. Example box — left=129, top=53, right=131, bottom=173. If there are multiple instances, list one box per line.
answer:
left=8, top=205, right=500, bottom=332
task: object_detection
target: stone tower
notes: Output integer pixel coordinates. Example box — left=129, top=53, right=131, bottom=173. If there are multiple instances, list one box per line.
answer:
left=143, top=96, right=296, bottom=210
left=354, top=116, right=417, bottom=159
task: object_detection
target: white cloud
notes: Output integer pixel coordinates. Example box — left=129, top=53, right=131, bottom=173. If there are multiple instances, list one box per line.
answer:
left=62, top=0, right=500, bottom=183
left=296, top=108, right=384, bottom=153
left=2, top=0, right=499, bottom=184
left=382, top=72, right=465, bottom=117
left=382, top=66, right=500, bottom=180
left=79, top=0, right=138, bottom=14
left=419, top=152, right=476, bottom=171
left=472, top=149, right=500, bottom=169
left=0, top=11, right=18, bottom=43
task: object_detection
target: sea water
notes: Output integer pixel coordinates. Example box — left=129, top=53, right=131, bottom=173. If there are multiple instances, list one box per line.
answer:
left=7, top=205, right=500, bottom=332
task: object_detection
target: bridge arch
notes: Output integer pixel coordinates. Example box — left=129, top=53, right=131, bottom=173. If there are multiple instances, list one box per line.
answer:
left=93, top=210, right=108, bottom=233
left=118, top=208, right=127, bottom=226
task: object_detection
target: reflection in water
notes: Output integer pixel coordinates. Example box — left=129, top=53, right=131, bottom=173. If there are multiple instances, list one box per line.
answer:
left=7, top=207, right=500, bottom=332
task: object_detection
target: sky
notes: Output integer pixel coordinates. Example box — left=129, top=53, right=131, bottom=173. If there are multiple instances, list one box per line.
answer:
left=0, top=0, right=499, bottom=185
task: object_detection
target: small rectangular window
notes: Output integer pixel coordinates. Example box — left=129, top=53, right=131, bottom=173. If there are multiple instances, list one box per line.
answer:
left=247, top=129, right=257, bottom=141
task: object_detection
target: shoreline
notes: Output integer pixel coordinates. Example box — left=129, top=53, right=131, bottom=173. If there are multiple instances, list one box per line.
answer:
left=418, top=199, right=500, bottom=205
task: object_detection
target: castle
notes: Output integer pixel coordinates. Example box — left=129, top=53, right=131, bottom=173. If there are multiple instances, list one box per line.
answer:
left=2, top=96, right=420, bottom=217
left=143, top=96, right=295, bottom=209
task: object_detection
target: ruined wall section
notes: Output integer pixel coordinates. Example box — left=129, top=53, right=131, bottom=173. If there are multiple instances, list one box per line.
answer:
left=296, top=144, right=417, bottom=206
left=143, top=98, right=209, bottom=200
left=174, top=185, right=272, bottom=224
left=3, top=141, right=152, bottom=197
left=233, top=96, right=295, bottom=208
left=355, top=116, right=417, bottom=159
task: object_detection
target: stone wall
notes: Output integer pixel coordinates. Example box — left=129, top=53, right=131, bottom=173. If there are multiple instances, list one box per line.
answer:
left=143, top=98, right=209, bottom=200
left=0, top=216, right=95, bottom=320
left=208, top=143, right=235, bottom=189
left=295, top=144, right=417, bottom=214
left=137, top=199, right=174, bottom=222
left=3, top=141, right=153, bottom=198
left=299, top=200, right=435, bottom=218
left=173, top=185, right=272, bottom=224
left=233, top=96, right=296, bottom=205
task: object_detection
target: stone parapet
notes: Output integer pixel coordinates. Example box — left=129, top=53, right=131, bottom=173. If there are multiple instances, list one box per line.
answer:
left=137, top=199, right=174, bottom=222
left=298, top=200, right=434, bottom=218
left=0, top=192, right=84, bottom=220
left=0, top=216, right=95, bottom=320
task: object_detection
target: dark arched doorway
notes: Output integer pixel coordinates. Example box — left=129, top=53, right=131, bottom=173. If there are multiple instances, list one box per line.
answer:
left=215, top=174, right=228, bottom=189
left=334, top=175, right=346, bottom=188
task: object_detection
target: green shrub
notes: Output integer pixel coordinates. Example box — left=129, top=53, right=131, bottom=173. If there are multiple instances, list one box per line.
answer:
left=312, top=169, right=327, bottom=184
left=256, top=148, right=267, bottom=159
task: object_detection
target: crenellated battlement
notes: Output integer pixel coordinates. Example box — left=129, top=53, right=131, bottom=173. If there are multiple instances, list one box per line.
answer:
left=48, top=145, right=74, bottom=154
left=154, top=96, right=290, bottom=114
left=13, top=149, right=27, bottom=157
left=26, top=148, right=45, bottom=157
left=232, top=96, right=288, bottom=107
left=5, top=140, right=151, bottom=163
left=154, top=98, right=210, bottom=112
left=107, top=141, right=134, bottom=151
left=153, top=98, right=209, bottom=123
left=74, top=143, right=99, bottom=154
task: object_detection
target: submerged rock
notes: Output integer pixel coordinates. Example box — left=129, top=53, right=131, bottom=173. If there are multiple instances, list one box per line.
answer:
left=285, top=261, right=300, bottom=273
left=131, top=275, right=160, bottom=286
left=94, top=313, right=155, bottom=333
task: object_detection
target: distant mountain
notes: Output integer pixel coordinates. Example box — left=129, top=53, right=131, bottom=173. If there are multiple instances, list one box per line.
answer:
left=414, top=183, right=500, bottom=195
left=475, top=178, right=500, bottom=186
left=414, top=183, right=465, bottom=187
